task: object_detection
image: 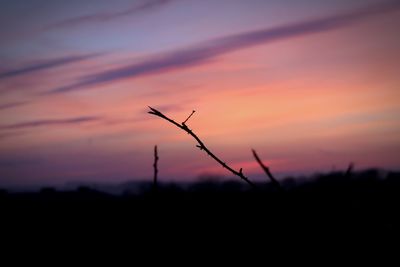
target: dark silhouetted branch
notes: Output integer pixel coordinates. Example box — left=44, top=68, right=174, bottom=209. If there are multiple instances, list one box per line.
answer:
left=252, top=149, right=284, bottom=192
left=148, top=106, right=256, bottom=188
left=153, top=145, right=159, bottom=191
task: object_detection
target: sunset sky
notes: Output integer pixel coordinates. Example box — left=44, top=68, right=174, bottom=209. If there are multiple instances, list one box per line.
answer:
left=1, top=0, right=399, bottom=188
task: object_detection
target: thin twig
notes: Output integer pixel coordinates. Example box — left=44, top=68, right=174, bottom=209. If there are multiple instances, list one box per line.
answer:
left=148, top=106, right=256, bottom=188
left=153, top=145, right=159, bottom=191
left=252, top=149, right=284, bottom=192
left=182, top=110, right=195, bottom=125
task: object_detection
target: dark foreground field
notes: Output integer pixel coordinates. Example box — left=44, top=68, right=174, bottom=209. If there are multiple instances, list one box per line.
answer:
left=2, top=169, right=399, bottom=238
left=1, top=169, right=399, bottom=255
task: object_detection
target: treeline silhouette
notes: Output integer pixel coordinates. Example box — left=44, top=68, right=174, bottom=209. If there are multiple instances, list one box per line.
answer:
left=1, top=169, right=399, bottom=240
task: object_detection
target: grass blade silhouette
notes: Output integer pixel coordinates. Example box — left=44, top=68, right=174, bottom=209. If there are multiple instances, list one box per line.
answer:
left=153, top=145, right=159, bottom=191
left=345, top=162, right=354, bottom=178
left=148, top=106, right=256, bottom=188
left=252, top=149, right=284, bottom=192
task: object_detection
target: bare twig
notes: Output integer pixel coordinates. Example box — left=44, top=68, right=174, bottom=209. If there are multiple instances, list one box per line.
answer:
left=182, top=110, right=195, bottom=125
left=148, top=106, right=256, bottom=188
left=252, top=149, right=284, bottom=192
left=153, top=145, right=159, bottom=191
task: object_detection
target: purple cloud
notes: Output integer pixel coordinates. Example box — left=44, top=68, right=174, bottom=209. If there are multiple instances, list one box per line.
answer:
left=0, top=54, right=101, bottom=80
left=47, top=0, right=174, bottom=29
left=48, top=0, right=400, bottom=94
left=0, top=131, right=27, bottom=140
left=0, top=156, right=42, bottom=167
left=0, top=116, right=101, bottom=130
left=0, top=101, right=28, bottom=110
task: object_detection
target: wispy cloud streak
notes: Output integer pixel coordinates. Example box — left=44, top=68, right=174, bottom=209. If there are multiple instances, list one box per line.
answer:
left=0, top=131, right=27, bottom=140
left=48, top=0, right=400, bottom=94
left=48, top=0, right=173, bottom=29
left=0, top=101, right=28, bottom=110
left=0, top=54, right=101, bottom=80
left=0, top=116, right=101, bottom=130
